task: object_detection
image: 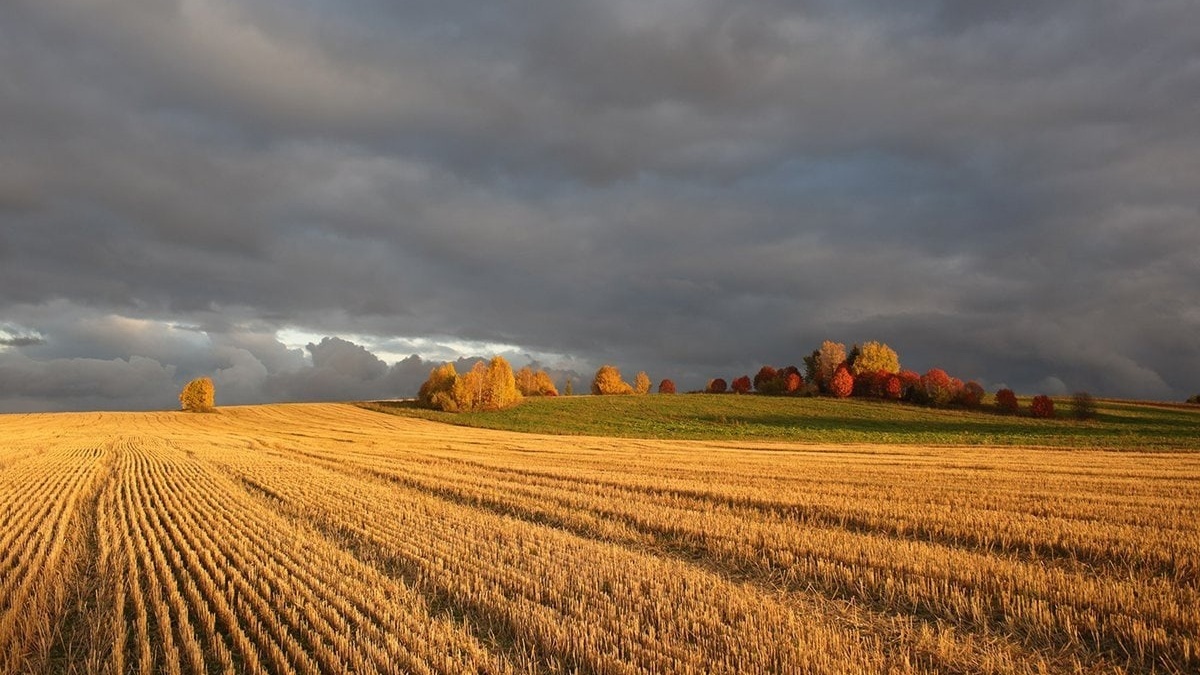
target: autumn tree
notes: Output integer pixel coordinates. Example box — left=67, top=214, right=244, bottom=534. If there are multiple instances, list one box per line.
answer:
left=418, top=362, right=460, bottom=412
left=658, top=379, right=676, bottom=394
left=179, top=377, right=215, bottom=412
left=918, top=368, right=955, bottom=407
left=811, top=341, right=846, bottom=392
left=533, top=370, right=559, bottom=396
left=634, top=371, right=652, bottom=395
left=884, top=374, right=904, bottom=400
left=731, top=375, right=752, bottom=394
left=960, top=381, right=986, bottom=408
left=995, top=388, right=1019, bottom=415
left=829, top=367, right=854, bottom=398
left=515, top=366, right=559, bottom=397
left=592, top=365, right=633, bottom=395
left=707, top=378, right=728, bottom=394
left=783, top=371, right=803, bottom=394
left=1030, top=394, right=1055, bottom=419
left=850, top=341, right=900, bottom=377
left=753, top=366, right=778, bottom=393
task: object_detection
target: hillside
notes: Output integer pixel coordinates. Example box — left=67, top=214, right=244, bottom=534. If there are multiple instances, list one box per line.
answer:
left=1, top=403, right=1197, bottom=673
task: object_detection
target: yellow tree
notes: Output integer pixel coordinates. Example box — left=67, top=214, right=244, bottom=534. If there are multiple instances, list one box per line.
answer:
left=815, top=340, right=846, bottom=390
left=179, top=377, right=215, bottom=412
left=850, top=341, right=900, bottom=376
left=418, top=363, right=460, bottom=412
left=634, top=371, right=651, bottom=395
left=532, top=370, right=559, bottom=396
left=592, top=365, right=633, bottom=395
left=515, top=366, right=539, bottom=396
left=484, top=356, right=521, bottom=409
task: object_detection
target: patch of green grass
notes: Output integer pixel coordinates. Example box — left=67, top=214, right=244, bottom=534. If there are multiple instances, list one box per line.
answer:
left=359, top=395, right=1200, bottom=450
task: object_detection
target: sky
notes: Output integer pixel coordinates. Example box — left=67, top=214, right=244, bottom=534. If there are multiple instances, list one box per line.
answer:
left=2, top=0, right=1199, bottom=412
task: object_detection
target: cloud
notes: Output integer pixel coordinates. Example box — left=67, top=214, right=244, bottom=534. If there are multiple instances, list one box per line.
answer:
left=2, top=1, right=1199, bottom=409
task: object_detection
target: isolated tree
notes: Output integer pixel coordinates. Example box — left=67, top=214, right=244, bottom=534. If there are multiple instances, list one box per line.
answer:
left=731, top=375, right=752, bottom=394
left=850, top=341, right=900, bottom=377
left=1070, top=391, right=1096, bottom=420
left=1030, top=395, right=1056, bottom=419
left=995, top=388, right=1019, bottom=415
left=179, top=377, right=215, bottom=412
left=634, top=371, right=652, bottom=395
left=919, top=368, right=955, bottom=407
left=658, top=379, right=676, bottom=394
left=564, top=378, right=574, bottom=396
left=829, top=367, right=854, bottom=399
left=418, top=362, right=460, bottom=412
left=707, top=378, right=728, bottom=394
left=592, top=365, right=633, bottom=395
left=813, top=341, right=847, bottom=392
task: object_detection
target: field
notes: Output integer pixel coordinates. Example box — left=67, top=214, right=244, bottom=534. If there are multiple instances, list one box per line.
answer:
left=1, top=402, right=1198, bottom=674
left=365, top=394, right=1200, bottom=450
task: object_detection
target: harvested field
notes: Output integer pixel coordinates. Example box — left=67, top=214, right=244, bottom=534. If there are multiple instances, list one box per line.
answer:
left=1, top=403, right=1197, bottom=674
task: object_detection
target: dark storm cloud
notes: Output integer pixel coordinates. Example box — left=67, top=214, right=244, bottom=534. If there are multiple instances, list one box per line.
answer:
left=2, top=0, right=1199, bottom=410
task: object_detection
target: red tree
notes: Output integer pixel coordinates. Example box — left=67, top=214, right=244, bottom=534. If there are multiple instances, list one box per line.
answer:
left=731, top=375, right=752, bottom=394
left=960, top=381, right=985, bottom=408
left=919, top=368, right=955, bottom=406
left=784, top=372, right=803, bottom=394
left=753, top=366, right=779, bottom=392
left=829, top=367, right=854, bottom=398
left=1030, top=395, right=1055, bottom=418
left=995, top=388, right=1018, bottom=415
left=658, top=379, right=676, bottom=394
left=707, top=378, right=728, bottom=394
left=884, top=374, right=904, bottom=400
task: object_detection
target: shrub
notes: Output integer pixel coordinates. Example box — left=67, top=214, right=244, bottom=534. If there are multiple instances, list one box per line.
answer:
left=918, top=369, right=955, bottom=407
left=1030, top=395, right=1055, bottom=419
left=634, top=371, right=652, bottom=395
left=829, top=367, right=854, bottom=398
left=995, top=388, right=1018, bottom=415
left=592, top=365, right=634, bottom=395
left=658, top=379, right=676, bottom=394
left=707, top=378, right=728, bottom=394
left=1189, top=394, right=1200, bottom=405
left=179, top=377, right=215, bottom=412
left=1070, top=391, right=1096, bottom=420
left=731, top=375, right=752, bottom=394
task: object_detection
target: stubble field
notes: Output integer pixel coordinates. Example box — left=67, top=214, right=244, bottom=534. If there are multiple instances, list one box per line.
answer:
left=1, top=402, right=1197, bottom=674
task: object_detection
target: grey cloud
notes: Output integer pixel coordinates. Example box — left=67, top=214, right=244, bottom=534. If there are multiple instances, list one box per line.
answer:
left=2, top=0, right=1199, bottom=408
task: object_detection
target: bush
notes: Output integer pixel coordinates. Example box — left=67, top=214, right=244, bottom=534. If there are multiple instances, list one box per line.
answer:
left=592, top=365, right=634, bottom=395
left=707, top=378, right=728, bottom=394
left=658, top=379, right=676, bottom=394
left=995, top=388, right=1018, bottom=415
left=731, top=375, right=752, bottom=394
left=1030, top=394, right=1056, bottom=419
left=634, top=371, right=652, bottom=395
left=1070, top=391, right=1096, bottom=420
left=829, top=367, right=854, bottom=398
left=179, top=377, right=215, bottom=412
left=418, top=363, right=460, bottom=412
left=1187, top=394, right=1200, bottom=405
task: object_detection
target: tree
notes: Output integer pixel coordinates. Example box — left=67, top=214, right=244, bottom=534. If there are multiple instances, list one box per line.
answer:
left=783, top=371, right=803, bottom=395
left=731, top=375, right=752, bottom=394
left=533, top=371, right=559, bottom=397
left=707, top=378, right=728, bottom=394
left=564, top=378, right=574, bottom=396
left=515, top=366, right=558, bottom=396
left=995, top=388, right=1019, bottom=415
left=813, top=341, right=847, bottom=392
left=483, top=356, right=521, bottom=410
left=753, top=366, right=778, bottom=393
left=919, top=368, right=955, bottom=407
left=1030, top=395, right=1055, bottom=419
left=418, top=363, right=460, bottom=412
left=850, top=341, right=900, bottom=377
left=658, top=379, right=676, bottom=394
left=884, top=374, right=903, bottom=400
left=829, top=367, right=854, bottom=398
left=634, top=371, right=652, bottom=395
left=179, top=377, right=215, bottom=412
left=1070, top=391, right=1096, bottom=420
left=592, top=365, right=633, bottom=395
left=960, top=381, right=986, bottom=408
